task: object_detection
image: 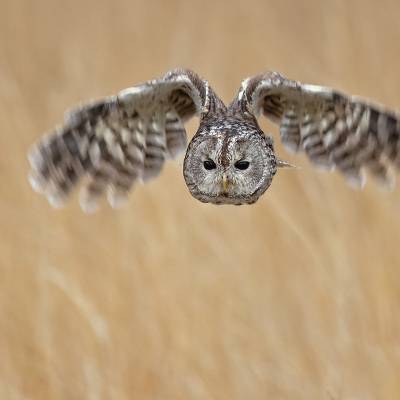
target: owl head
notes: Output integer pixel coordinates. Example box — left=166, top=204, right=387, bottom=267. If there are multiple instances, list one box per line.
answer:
left=183, top=120, right=282, bottom=205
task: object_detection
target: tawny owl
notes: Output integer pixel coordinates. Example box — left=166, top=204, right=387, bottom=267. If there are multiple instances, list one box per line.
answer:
left=28, top=69, right=400, bottom=212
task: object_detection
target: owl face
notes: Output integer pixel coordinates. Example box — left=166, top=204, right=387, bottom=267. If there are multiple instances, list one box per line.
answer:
left=183, top=126, right=277, bottom=205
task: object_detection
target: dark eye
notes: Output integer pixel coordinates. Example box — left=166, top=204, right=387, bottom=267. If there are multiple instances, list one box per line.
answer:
left=203, top=159, right=217, bottom=170
left=234, top=160, right=250, bottom=170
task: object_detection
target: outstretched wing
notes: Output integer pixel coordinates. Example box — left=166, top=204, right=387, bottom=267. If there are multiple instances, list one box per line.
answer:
left=28, top=69, right=213, bottom=212
left=236, top=72, right=400, bottom=188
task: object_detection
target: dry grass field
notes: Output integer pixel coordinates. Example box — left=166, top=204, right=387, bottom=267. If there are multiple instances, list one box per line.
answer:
left=1, top=0, right=400, bottom=399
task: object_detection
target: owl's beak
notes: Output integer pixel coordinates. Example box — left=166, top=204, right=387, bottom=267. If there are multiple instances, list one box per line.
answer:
left=222, top=174, right=229, bottom=192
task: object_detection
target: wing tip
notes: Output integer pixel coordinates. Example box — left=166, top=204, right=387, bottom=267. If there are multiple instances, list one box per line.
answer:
left=79, top=189, right=100, bottom=214
left=345, top=171, right=366, bottom=190
left=107, top=188, right=130, bottom=209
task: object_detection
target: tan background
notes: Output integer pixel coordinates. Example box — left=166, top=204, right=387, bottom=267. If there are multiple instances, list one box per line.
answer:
left=1, top=0, right=400, bottom=399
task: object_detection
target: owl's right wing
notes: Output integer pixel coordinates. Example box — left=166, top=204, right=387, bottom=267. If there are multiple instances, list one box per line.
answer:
left=28, top=69, right=215, bottom=212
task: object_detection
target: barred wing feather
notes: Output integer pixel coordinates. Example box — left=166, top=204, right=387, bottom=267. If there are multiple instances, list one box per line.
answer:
left=241, top=72, right=400, bottom=188
left=28, top=69, right=208, bottom=212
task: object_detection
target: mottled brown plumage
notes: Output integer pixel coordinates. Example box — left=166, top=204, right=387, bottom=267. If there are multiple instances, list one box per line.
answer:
left=28, top=69, right=400, bottom=211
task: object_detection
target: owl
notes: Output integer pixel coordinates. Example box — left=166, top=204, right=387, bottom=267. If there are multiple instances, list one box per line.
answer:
left=28, top=69, right=400, bottom=212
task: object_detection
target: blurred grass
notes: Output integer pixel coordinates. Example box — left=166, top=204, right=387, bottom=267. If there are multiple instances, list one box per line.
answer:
left=1, top=0, right=400, bottom=399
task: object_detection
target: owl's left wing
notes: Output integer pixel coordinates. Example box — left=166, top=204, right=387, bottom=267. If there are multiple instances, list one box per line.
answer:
left=28, top=69, right=215, bottom=212
left=237, top=72, right=400, bottom=188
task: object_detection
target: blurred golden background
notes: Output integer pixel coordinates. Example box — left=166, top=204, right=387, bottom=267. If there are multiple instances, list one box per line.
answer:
left=1, top=0, right=400, bottom=398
